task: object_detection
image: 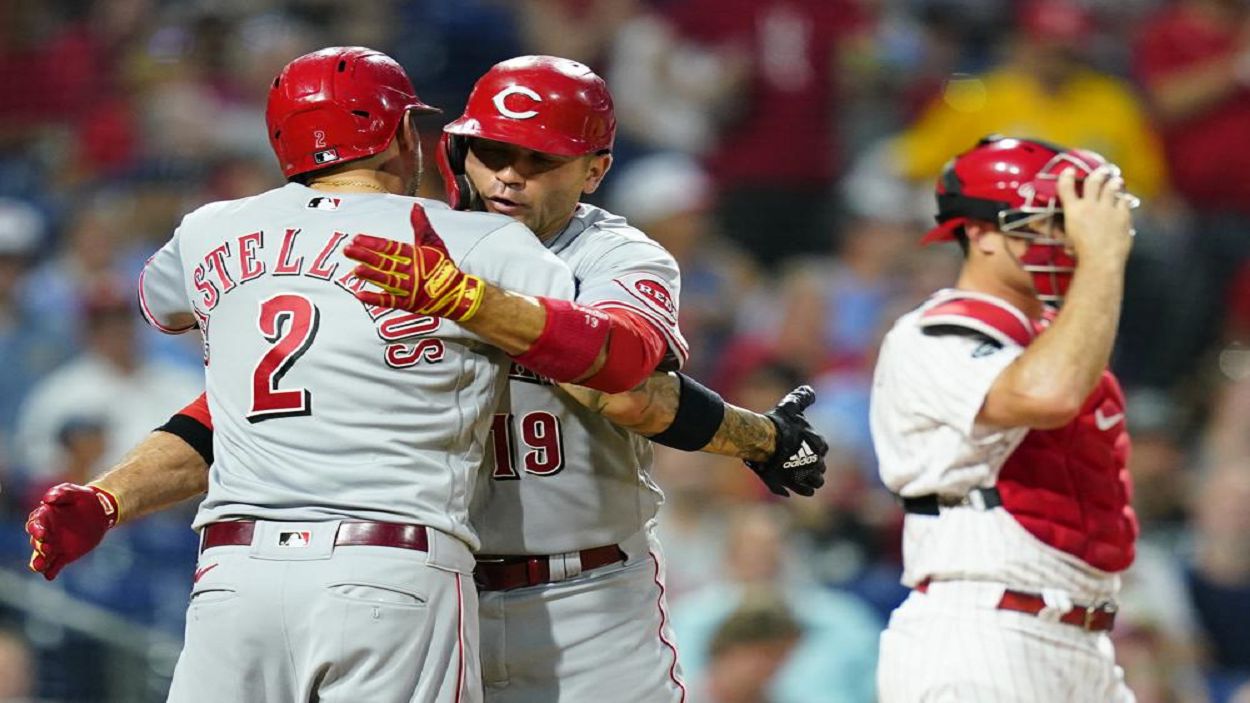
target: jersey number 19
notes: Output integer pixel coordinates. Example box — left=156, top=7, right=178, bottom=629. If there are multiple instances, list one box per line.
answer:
left=490, top=412, right=565, bottom=479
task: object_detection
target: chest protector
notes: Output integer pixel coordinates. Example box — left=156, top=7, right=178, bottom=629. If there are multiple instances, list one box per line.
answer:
left=921, top=293, right=1138, bottom=573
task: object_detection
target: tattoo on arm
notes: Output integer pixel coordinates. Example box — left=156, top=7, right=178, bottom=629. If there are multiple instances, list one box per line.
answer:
left=703, top=406, right=776, bottom=463
left=559, top=372, right=682, bottom=435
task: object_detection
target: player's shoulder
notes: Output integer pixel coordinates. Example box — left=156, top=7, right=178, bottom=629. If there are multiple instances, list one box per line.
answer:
left=881, top=289, right=1032, bottom=361
left=564, top=204, right=677, bottom=265
left=915, top=289, right=1035, bottom=348
left=419, top=198, right=517, bottom=238
left=179, top=186, right=288, bottom=226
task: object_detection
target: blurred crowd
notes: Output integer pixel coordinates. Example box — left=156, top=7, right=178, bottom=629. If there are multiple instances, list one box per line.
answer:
left=0, top=0, right=1248, bottom=701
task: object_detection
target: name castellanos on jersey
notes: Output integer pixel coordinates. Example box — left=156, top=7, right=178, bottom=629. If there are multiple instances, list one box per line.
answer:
left=188, top=208, right=445, bottom=370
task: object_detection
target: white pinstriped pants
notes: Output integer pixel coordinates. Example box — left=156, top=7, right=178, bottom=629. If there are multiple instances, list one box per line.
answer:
left=877, top=581, right=1135, bottom=703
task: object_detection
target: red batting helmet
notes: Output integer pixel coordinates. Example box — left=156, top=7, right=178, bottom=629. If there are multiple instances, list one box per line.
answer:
left=266, top=47, right=441, bottom=179
left=437, top=55, right=616, bottom=210
left=924, top=135, right=1137, bottom=303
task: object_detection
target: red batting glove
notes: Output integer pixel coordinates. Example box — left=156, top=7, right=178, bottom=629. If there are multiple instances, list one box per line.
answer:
left=344, top=204, right=486, bottom=322
left=26, top=483, right=120, bottom=581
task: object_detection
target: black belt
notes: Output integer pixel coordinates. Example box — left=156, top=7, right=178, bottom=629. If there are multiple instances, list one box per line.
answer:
left=901, top=487, right=1002, bottom=515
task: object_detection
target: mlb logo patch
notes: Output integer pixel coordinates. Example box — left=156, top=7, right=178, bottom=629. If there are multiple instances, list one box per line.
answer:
left=307, top=196, right=341, bottom=210
left=278, top=531, right=312, bottom=547
left=313, top=148, right=339, bottom=164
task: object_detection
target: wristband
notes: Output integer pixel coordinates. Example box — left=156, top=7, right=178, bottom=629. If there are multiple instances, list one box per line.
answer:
left=512, top=298, right=611, bottom=382
left=89, top=485, right=121, bottom=528
left=649, top=373, right=726, bottom=451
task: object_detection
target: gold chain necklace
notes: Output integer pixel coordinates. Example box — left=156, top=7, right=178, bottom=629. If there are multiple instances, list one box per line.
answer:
left=311, top=179, right=390, bottom=193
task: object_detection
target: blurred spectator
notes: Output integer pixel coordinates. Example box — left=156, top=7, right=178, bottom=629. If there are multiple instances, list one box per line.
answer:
left=1134, top=0, right=1250, bottom=384
left=695, top=587, right=802, bottom=703
left=14, top=279, right=201, bottom=484
left=1126, top=390, right=1192, bottom=538
left=53, top=417, right=109, bottom=488
left=719, top=271, right=835, bottom=389
left=0, top=627, right=34, bottom=702
left=1134, top=0, right=1250, bottom=213
left=0, top=199, right=71, bottom=475
left=21, top=199, right=132, bottom=342
left=1204, top=370, right=1250, bottom=469
left=606, top=152, right=757, bottom=378
left=1116, top=540, right=1212, bottom=703
left=514, top=0, right=639, bottom=68
left=607, top=5, right=748, bottom=155
left=663, top=0, right=872, bottom=267
left=890, top=0, right=1166, bottom=199
left=1186, top=466, right=1250, bottom=696
left=0, top=0, right=147, bottom=178
left=671, top=505, right=881, bottom=703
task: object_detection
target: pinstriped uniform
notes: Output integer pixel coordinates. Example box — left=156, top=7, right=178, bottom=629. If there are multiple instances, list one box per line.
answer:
left=870, top=290, right=1134, bottom=702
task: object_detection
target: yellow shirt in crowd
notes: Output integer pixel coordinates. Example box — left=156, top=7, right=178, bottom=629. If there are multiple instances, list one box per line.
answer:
left=892, top=65, right=1166, bottom=199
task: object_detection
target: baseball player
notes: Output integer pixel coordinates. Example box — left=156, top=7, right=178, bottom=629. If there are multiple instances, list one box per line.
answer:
left=26, top=55, right=828, bottom=703
left=128, top=46, right=582, bottom=703
left=870, top=136, right=1139, bottom=702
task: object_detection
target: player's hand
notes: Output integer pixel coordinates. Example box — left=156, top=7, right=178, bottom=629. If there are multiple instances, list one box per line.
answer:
left=745, top=386, right=828, bottom=497
left=1056, top=165, right=1135, bottom=267
left=26, top=483, right=120, bottom=581
left=344, top=204, right=486, bottom=322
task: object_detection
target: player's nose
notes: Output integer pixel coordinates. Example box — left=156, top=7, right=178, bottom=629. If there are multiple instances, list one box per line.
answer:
left=494, top=165, right=526, bottom=189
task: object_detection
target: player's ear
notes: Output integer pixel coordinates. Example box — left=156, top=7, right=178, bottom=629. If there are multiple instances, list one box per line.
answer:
left=965, top=220, right=998, bottom=255
left=396, top=111, right=418, bottom=152
left=581, top=153, right=612, bottom=195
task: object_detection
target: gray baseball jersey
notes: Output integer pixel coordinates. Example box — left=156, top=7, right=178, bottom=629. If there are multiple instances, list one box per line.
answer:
left=471, top=203, right=688, bottom=556
left=139, top=183, right=574, bottom=550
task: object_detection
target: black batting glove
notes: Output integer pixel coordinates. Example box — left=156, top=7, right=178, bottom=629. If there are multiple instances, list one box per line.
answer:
left=745, top=385, right=829, bottom=497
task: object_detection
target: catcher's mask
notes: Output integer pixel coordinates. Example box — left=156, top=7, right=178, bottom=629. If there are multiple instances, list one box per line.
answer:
left=436, top=55, right=616, bottom=211
left=923, top=135, right=1138, bottom=305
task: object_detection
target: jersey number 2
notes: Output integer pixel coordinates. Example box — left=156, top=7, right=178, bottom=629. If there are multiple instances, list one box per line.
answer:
left=249, top=294, right=320, bottom=423
left=490, top=412, right=564, bottom=479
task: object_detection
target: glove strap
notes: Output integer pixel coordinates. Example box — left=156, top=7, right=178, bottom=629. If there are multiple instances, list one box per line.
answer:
left=416, top=252, right=486, bottom=322
left=89, top=486, right=121, bottom=528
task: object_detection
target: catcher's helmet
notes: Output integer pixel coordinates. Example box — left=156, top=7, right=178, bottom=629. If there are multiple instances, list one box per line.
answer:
left=265, top=47, right=441, bottom=179
left=437, top=55, right=616, bottom=210
left=924, top=135, right=1137, bottom=303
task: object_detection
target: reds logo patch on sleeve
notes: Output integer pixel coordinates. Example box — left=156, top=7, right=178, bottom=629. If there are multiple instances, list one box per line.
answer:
left=631, top=279, right=676, bottom=316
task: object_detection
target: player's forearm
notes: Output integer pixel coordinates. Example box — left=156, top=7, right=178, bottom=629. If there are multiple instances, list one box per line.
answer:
left=988, top=258, right=1126, bottom=426
left=460, top=284, right=608, bottom=376
left=559, top=372, right=682, bottom=436
left=561, top=372, right=777, bottom=461
left=701, top=406, right=777, bottom=463
left=90, top=431, right=209, bottom=525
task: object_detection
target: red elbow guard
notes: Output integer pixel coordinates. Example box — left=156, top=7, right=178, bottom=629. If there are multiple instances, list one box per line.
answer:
left=512, top=298, right=612, bottom=382
left=579, top=308, right=667, bottom=393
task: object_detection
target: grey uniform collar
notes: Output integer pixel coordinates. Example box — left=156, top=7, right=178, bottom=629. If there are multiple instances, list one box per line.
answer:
left=544, top=204, right=591, bottom=255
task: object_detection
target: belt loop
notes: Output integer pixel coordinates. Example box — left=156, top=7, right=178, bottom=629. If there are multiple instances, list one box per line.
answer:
left=526, top=557, right=543, bottom=587
left=550, top=551, right=582, bottom=582
left=1039, top=588, right=1074, bottom=623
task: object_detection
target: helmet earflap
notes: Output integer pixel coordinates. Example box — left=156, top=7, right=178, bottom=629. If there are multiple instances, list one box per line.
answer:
left=437, top=133, right=480, bottom=211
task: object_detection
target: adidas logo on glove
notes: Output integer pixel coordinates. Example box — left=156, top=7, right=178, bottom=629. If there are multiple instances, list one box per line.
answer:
left=783, top=442, right=820, bottom=469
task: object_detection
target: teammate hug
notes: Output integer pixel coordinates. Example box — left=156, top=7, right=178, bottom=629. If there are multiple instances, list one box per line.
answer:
left=27, top=47, right=826, bottom=703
